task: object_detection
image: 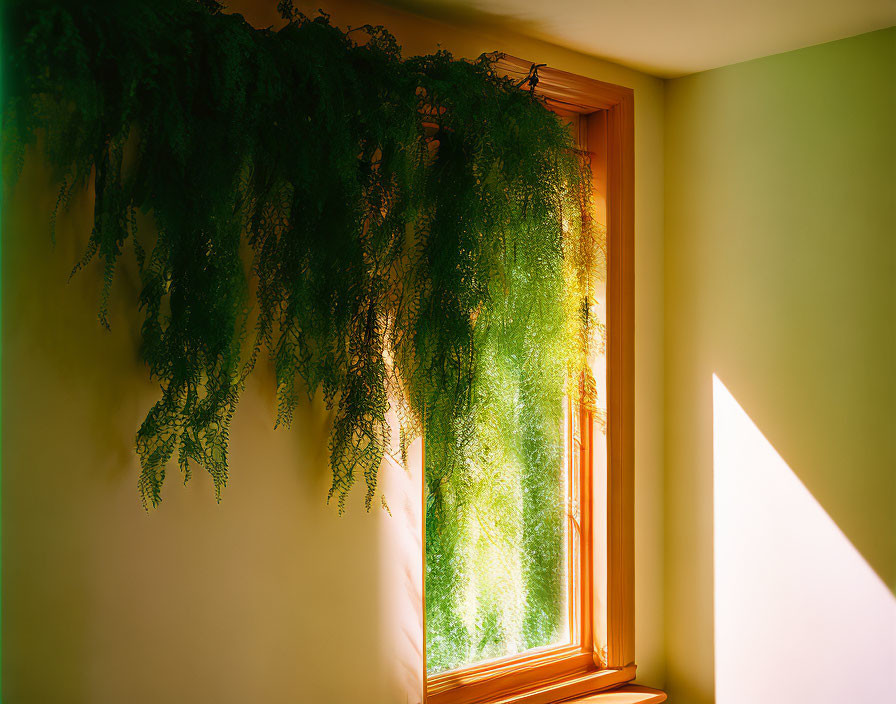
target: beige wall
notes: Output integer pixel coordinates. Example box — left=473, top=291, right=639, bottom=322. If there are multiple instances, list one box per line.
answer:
left=664, top=28, right=896, bottom=704
left=2, top=1, right=666, bottom=701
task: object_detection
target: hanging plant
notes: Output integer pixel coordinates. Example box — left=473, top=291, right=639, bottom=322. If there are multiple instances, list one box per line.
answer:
left=2, top=0, right=597, bottom=513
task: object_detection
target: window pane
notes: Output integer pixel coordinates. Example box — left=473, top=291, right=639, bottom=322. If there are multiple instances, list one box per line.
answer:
left=423, top=111, right=605, bottom=678
left=424, top=395, right=569, bottom=674
left=424, top=248, right=571, bottom=674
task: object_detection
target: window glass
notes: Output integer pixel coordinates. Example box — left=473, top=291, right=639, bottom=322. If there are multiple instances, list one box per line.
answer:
left=424, top=111, right=607, bottom=676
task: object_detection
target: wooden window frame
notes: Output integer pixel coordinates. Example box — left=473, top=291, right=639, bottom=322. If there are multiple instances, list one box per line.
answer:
left=423, top=58, right=636, bottom=704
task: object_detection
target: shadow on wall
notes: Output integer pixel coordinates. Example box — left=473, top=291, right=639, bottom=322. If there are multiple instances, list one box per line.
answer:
left=2, top=142, right=424, bottom=704
left=713, top=374, right=896, bottom=703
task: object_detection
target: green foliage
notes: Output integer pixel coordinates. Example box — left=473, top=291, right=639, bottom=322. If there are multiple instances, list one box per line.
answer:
left=3, top=1, right=597, bottom=656
left=5, top=0, right=599, bottom=668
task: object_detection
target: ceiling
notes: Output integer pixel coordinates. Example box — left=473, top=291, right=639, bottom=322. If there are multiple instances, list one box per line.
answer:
left=379, top=0, right=896, bottom=77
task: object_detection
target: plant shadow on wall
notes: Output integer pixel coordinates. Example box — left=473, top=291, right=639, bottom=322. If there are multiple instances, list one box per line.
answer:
left=2, top=0, right=597, bottom=526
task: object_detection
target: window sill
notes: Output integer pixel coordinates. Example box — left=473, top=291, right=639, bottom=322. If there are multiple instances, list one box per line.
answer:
left=568, top=685, right=667, bottom=703
left=489, top=680, right=666, bottom=704
left=433, top=665, right=666, bottom=704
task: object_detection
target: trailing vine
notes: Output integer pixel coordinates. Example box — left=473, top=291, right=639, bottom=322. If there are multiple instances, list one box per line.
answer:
left=2, top=0, right=596, bottom=533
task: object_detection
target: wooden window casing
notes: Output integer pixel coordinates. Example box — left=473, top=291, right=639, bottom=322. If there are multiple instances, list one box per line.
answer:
left=424, top=57, right=636, bottom=704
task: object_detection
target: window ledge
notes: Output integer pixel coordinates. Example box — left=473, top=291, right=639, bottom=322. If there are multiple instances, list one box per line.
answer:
left=460, top=666, right=666, bottom=704
left=568, top=685, right=667, bottom=703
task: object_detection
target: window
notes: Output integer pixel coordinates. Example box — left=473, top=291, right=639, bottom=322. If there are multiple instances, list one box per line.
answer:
left=424, top=58, right=636, bottom=704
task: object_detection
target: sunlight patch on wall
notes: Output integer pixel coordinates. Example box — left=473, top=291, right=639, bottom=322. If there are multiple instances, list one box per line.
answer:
left=378, top=428, right=425, bottom=704
left=713, top=374, right=896, bottom=703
